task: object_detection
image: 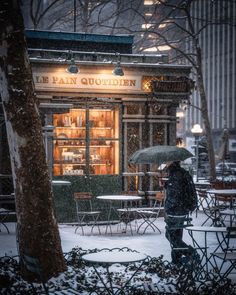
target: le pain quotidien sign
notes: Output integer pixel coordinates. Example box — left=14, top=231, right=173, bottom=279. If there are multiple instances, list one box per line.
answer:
left=33, top=72, right=190, bottom=93
left=33, top=72, right=143, bottom=92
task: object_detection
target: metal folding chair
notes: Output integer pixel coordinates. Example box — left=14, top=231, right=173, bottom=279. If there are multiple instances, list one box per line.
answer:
left=219, top=208, right=236, bottom=226
left=196, top=189, right=221, bottom=226
left=136, top=191, right=164, bottom=234
left=74, top=192, right=101, bottom=235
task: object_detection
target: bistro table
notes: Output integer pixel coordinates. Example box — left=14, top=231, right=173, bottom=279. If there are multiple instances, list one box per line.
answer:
left=82, top=248, right=148, bottom=295
left=97, top=195, right=142, bottom=234
left=185, top=226, right=227, bottom=277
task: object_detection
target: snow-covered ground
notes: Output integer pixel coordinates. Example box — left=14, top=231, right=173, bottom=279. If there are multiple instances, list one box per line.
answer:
left=0, top=213, right=203, bottom=258
left=0, top=211, right=230, bottom=260
left=1, top=211, right=236, bottom=282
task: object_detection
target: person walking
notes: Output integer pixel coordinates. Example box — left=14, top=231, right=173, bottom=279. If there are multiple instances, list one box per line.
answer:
left=164, top=161, right=198, bottom=265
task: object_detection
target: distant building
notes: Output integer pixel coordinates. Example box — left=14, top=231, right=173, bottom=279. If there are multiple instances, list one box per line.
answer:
left=186, top=1, right=236, bottom=162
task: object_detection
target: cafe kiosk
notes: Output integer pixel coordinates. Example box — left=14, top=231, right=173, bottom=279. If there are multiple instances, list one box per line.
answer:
left=27, top=30, right=193, bottom=221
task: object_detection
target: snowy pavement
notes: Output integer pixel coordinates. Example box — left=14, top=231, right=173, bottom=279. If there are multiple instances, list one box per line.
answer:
left=0, top=211, right=229, bottom=261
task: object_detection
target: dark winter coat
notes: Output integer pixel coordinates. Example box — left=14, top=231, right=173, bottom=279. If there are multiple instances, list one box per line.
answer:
left=164, top=162, right=189, bottom=215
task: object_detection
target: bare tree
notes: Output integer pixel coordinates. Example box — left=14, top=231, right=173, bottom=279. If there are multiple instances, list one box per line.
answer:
left=90, top=0, right=236, bottom=179
left=130, top=0, right=235, bottom=179
left=0, top=0, right=66, bottom=281
left=22, top=0, right=115, bottom=33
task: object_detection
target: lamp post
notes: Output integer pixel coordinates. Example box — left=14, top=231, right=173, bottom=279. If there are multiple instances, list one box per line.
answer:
left=191, top=124, right=203, bottom=181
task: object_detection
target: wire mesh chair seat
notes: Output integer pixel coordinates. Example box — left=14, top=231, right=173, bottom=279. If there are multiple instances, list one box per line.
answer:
left=74, top=192, right=101, bottom=235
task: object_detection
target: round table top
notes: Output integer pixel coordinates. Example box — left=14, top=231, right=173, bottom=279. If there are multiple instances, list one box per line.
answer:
left=207, top=189, right=236, bottom=195
left=185, top=226, right=227, bottom=233
left=97, top=195, right=142, bottom=201
left=51, top=180, right=71, bottom=186
left=82, top=250, right=147, bottom=265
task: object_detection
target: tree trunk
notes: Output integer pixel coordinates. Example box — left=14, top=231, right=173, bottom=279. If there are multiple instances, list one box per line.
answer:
left=195, top=46, right=216, bottom=180
left=0, top=0, right=66, bottom=281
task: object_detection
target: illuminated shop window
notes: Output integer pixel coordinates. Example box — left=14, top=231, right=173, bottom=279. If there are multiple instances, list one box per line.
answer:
left=53, top=107, right=119, bottom=176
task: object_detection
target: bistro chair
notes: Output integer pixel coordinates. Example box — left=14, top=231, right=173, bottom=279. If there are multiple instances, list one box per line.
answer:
left=212, top=226, right=236, bottom=279
left=196, top=189, right=222, bottom=226
left=74, top=192, right=101, bottom=235
left=219, top=208, right=236, bottom=226
left=135, top=191, right=165, bottom=234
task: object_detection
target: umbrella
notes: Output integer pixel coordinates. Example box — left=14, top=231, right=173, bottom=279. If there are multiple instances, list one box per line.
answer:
left=129, top=145, right=193, bottom=165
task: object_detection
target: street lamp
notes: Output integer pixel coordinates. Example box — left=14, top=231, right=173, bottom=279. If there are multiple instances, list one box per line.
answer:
left=191, top=124, right=203, bottom=181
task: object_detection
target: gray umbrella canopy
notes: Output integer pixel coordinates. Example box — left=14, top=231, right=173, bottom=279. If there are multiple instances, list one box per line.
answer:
left=129, top=145, right=193, bottom=165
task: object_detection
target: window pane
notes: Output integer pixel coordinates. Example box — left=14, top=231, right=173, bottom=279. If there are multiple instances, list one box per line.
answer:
left=53, top=106, right=119, bottom=176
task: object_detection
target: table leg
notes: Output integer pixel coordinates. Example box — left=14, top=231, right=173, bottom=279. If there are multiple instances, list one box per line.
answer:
left=105, top=202, right=113, bottom=235
left=104, top=202, right=121, bottom=235
left=117, top=209, right=135, bottom=235
left=210, top=231, right=228, bottom=271
left=91, top=265, right=114, bottom=295
left=90, top=260, right=147, bottom=295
